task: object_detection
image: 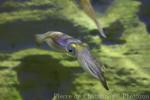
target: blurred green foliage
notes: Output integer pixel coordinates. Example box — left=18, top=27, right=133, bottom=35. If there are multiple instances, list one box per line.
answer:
left=0, top=0, right=150, bottom=100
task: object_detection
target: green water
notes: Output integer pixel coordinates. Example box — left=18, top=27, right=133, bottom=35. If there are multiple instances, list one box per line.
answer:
left=0, top=0, right=150, bottom=100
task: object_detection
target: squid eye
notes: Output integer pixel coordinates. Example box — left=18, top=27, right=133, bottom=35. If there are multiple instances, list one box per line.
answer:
left=68, top=49, right=73, bottom=52
left=67, top=44, right=76, bottom=56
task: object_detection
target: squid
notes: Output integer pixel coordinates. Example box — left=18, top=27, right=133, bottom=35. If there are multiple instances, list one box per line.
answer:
left=35, top=31, right=109, bottom=90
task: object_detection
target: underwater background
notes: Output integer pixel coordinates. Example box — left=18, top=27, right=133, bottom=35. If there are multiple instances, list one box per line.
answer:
left=0, top=0, right=150, bottom=100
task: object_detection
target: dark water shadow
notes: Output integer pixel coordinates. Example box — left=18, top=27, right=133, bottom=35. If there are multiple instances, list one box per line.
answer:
left=102, top=20, right=126, bottom=45
left=0, top=66, right=10, bottom=70
left=0, top=0, right=56, bottom=13
left=0, top=16, right=84, bottom=52
left=0, top=0, right=6, bottom=4
left=137, top=0, right=150, bottom=33
left=103, top=20, right=125, bottom=44
left=76, top=0, right=114, bottom=13
left=12, top=55, right=83, bottom=100
left=92, top=0, right=114, bottom=13
left=86, top=20, right=126, bottom=47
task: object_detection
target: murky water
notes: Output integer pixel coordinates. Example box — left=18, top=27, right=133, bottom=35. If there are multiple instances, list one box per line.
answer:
left=0, top=17, right=82, bottom=51
left=13, top=55, right=82, bottom=100
left=138, top=0, right=150, bottom=33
